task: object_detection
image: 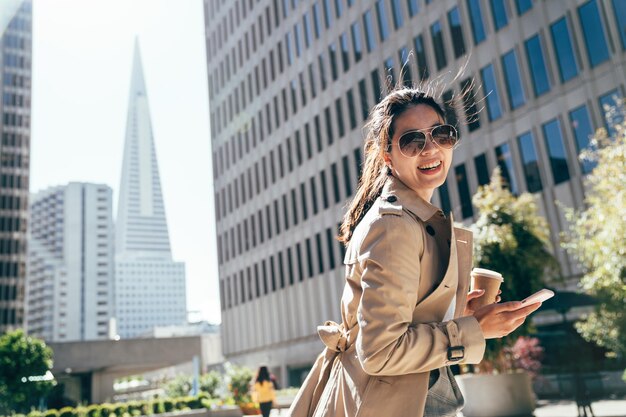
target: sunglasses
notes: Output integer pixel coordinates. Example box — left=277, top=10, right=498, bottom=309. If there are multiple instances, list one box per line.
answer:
left=396, top=124, right=459, bottom=157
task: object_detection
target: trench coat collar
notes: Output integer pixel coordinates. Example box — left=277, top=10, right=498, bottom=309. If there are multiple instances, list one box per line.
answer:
left=381, top=175, right=442, bottom=221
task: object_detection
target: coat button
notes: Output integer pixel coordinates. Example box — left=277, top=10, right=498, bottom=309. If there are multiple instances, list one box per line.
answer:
left=386, top=195, right=397, bottom=202
left=426, top=225, right=435, bottom=236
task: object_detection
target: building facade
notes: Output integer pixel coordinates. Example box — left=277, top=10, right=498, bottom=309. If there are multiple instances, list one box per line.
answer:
left=114, top=40, right=187, bottom=339
left=204, top=0, right=626, bottom=384
left=26, top=183, right=115, bottom=342
left=0, top=0, right=31, bottom=333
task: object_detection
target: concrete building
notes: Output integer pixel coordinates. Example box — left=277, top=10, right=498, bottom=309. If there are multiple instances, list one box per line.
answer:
left=204, top=0, right=626, bottom=385
left=0, top=0, right=31, bottom=333
left=26, top=183, right=115, bottom=342
left=115, top=39, right=187, bottom=339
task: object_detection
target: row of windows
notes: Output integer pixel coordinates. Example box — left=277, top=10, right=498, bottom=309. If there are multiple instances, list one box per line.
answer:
left=3, top=112, right=30, bottom=128
left=210, top=1, right=624, bottom=179
left=216, top=150, right=360, bottom=262
left=447, top=89, right=623, bottom=219
left=2, top=133, right=28, bottom=148
left=3, top=72, right=29, bottom=88
left=219, top=225, right=345, bottom=310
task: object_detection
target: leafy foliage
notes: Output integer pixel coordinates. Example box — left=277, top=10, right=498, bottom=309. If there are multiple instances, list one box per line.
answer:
left=0, top=330, right=54, bottom=414
left=562, top=99, right=626, bottom=357
left=225, top=363, right=254, bottom=405
left=470, top=168, right=559, bottom=372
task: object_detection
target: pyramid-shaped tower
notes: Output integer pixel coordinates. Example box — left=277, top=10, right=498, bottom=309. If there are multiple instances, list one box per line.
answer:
left=114, top=40, right=187, bottom=338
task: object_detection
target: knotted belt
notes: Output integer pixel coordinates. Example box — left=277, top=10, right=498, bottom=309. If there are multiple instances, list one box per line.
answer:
left=317, top=320, right=350, bottom=352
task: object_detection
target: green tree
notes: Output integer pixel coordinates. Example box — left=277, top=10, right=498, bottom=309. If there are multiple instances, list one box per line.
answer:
left=0, top=329, right=54, bottom=414
left=562, top=100, right=626, bottom=357
left=199, top=370, right=222, bottom=398
left=470, top=167, right=559, bottom=371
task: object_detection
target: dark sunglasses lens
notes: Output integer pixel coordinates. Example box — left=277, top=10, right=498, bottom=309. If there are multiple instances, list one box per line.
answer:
left=432, top=125, right=458, bottom=148
left=398, top=132, right=426, bottom=156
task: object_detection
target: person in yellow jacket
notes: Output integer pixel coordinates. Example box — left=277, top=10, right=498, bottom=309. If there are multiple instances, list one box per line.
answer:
left=252, top=365, right=276, bottom=417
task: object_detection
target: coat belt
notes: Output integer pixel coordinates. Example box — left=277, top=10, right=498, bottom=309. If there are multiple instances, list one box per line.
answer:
left=317, top=320, right=350, bottom=352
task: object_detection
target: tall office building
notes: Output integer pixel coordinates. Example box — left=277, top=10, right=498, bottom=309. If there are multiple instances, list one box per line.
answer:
left=26, top=183, right=115, bottom=342
left=115, top=40, right=187, bottom=339
left=204, top=0, right=626, bottom=384
left=0, top=0, right=31, bottom=333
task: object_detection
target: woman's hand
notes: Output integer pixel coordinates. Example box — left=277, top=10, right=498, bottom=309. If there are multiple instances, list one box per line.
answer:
left=473, top=301, right=542, bottom=339
left=464, top=289, right=502, bottom=316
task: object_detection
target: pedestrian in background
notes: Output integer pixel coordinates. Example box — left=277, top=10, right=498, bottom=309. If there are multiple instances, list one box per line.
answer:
left=252, top=365, right=276, bottom=417
left=289, top=83, right=543, bottom=417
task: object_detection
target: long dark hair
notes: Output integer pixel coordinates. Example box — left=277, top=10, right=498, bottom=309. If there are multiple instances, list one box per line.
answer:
left=256, top=365, right=271, bottom=383
left=337, top=88, right=445, bottom=244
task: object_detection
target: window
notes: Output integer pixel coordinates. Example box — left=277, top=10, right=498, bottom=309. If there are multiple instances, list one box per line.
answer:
left=524, top=34, right=550, bottom=96
left=375, top=0, right=390, bottom=42
left=320, top=170, right=330, bottom=209
left=316, top=232, right=325, bottom=274
left=291, top=189, right=299, bottom=225
left=542, top=119, right=571, bottom=185
left=363, top=9, right=377, bottom=52
left=305, top=238, right=314, bottom=277
left=335, top=97, right=345, bottom=137
left=318, top=54, right=327, bottom=90
left=329, top=43, right=339, bottom=81
left=342, top=155, right=353, bottom=197
left=384, top=56, right=395, bottom=85
left=495, top=143, right=519, bottom=194
left=312, top=2, right=322, bottom=38
left=326, top=228, right=336, bottom=269
left=490, top=0, right=508, bottom=31
left=461, top=78, right=480, bottom=131
left=480, top=64, right=503, bottom=121
left=391, top=0, right=404, bottom=29
left=331, top=163, right=341, bottom=202
left=455, top=164, right=474, bottom=219
left=324, top=106, right=334, bottom=145
left=300, top=183, right=308, bottom=220
left=351, top=21, right=363, bottom=62
left=438, top=181, right=452, bottom=214
left=340, top=32, right=350, bottom=72
left=431, top=21, right=447, bottom=70
left=448, top=7, right=466, bottom=58
left=347, top=89, right=357, bottom=129
left=515, top=0, right=532, bottom=15
left=517, top=132, right=543, bottom=192
left=502, top=49, right=526, bottom=110
left=474, top=153, right=490, bottom=186
left=285, top=32, right=293, bottom=66
left=303, top=12, right=312, bottom=48
left=550, top=17, right=579, bottom=82
left=399, top=47, right=412, bottom=85
left=371, top=68, right=382, bottom=101
left=599, top=89, right=624, bottom=136
left=414, top=34, right=429, bottom=80
left=578, top=0, right=611, bottom=68
left=308, top=63, right=317, bottom=98
left=408, top=0, right=419, bottom=17
left=467, top=0, right=486, bottom=44
left=442, top=90, right=458, bottom=128
left=569, top=105, right=596, bottom=174
left=612, top=0, right=626, bottom=50
left=294, top=23, right=302, bottom=57
left=323, top=0, right=333, bottom=28
left=359, top=79, right=369, bottom=120
left=335, top=0, right=343, bottom=17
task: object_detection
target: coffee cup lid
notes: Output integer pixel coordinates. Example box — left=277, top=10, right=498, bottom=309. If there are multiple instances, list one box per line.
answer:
left=471, top=268, right=504, bottom=282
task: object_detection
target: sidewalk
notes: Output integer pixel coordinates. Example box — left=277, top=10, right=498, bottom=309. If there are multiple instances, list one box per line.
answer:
left=533, top=398, right=626, bottom=417
left=271, top=398, right=626, bottom=416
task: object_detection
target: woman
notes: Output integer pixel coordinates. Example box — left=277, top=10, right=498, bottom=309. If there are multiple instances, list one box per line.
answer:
left=289, top=87, right=542, bottom=417
left=252, top=365, right=276, bottom=417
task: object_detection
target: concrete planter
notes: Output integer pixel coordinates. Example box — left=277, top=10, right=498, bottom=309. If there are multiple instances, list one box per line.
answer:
left=455, top=372, right=536, bottom=417
left=206, top=407, right=243, bottom=417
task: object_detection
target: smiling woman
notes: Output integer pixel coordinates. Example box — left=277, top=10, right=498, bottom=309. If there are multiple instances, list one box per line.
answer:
left=289, top=84, right=543, bottom=417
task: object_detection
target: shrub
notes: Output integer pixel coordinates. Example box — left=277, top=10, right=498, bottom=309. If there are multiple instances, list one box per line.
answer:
left=58, top=407, right=76, bottom=417
left=44, top=410, right=59, bottom=417
left=112, top=404, right=127, bottom=417
left=125, top=402, right=142, bottom=416
left=28, top=410, right=44, bottom=417
left=162, top=399, right=174, bottom=413
left=85, top=405, right=100, bottom=417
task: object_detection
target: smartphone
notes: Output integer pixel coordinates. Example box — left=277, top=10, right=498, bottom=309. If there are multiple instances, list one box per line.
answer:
left=521, top=289, right=555, bottom=305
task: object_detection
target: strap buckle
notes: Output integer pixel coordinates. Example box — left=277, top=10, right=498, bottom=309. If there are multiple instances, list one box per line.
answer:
left=447, top=346, right=465, bottom=361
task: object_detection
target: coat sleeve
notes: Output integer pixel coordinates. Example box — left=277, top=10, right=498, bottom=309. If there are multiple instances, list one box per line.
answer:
left=354, top=214, right=485, bottom=376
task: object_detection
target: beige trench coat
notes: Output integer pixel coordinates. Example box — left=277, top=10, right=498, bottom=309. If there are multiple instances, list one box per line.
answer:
left=290, top=176, right=486, bottom=417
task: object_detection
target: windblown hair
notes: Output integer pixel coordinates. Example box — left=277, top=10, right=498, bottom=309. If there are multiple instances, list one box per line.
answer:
left=337, top=89, right=444, bottom=244
left=338, top=61, right=482, bottom=245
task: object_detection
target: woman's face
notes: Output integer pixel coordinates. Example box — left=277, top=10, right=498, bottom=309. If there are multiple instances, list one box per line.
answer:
left=384, top=104, right=454, bottom=202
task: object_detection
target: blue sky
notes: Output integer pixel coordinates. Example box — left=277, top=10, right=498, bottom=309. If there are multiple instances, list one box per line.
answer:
left=31, top=0, right=220, bottom=323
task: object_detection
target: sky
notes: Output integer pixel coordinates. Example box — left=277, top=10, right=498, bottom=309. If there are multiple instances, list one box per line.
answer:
left=30, top=0, right=221, bottom=324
